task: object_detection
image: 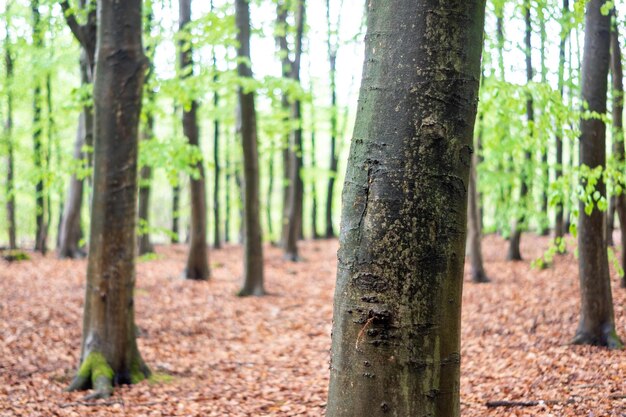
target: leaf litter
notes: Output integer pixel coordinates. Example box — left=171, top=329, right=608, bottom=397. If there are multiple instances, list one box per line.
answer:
left=0, top=235, right=624, bottom=416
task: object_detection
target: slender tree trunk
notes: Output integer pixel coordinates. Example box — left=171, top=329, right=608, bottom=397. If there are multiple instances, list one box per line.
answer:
left=171, top=182, right=180, bottom=244
left=235, top=0, right=265, bottom=294
left=310, top=128, right=319, bottom=239
left=225, top=135, right=231, bottom=243
left=4, top=12, right=17, bottom=250
left=539, top=2, right=550, bottom=237
left=468, top=117, right=489, bottom=283
left=276, top=1, right=291, bottom=245
left=325, top=0, right=338, bottom=238
left=137, top=113, right=154, bottom=255
left=610, top=12, right=626, bottom=289
left=282, top=0, right=306, bottom=261
left=266, top=142, right=274, bottom=241
left=58, top=0, right=96, bottom=258
left=554, top=0, right=569, bottom=245
left=508, top=0, right=533, bottom=261
left=572, top=0, right=622, bottom=349
left=327, top=1, right=486, bottom=415
left=32, top=0, right=47, bottom=254
left=212, top=54, right=221, bottom=249
left=180, top=0, right=209, bottom=280
left=66, top=0, right=149, bottom=398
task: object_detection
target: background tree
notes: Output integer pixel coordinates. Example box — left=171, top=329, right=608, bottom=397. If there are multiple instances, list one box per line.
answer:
left=58, top=0, right=96, bottom=259
left=572, top=0, right=622, bottom=349
left=235, top=0, right=265, bottom=297
left=179, top=0, right=209, bottom=280
left=66, top=0, right=150, bottom=398
left=3, top=2, right=17, bottom=250
left=327, top=1, right=486, bottom=415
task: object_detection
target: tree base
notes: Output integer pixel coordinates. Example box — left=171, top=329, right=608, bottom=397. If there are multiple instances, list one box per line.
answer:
left=237, top=285, right=266, bottom=297
left=572, top=328, right=624, bottom=350
left=65, top=352, right=150, bottom=399
left=471, top=271, right=490, bottom=283
left=282, top=252, right=302, bottom=262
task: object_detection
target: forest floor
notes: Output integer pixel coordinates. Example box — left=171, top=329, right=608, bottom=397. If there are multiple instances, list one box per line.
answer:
left=1, top=234, right=625, bottom=416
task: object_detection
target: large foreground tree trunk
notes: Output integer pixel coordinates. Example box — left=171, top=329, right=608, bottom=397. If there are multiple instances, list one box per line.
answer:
left=326, top=1, right=486, bottom=416
left=180, top=0, right=209, bottom=280
left=236, top=0, right=265, bottom=297
left=572, top=0, right=622, bottom=349
left=66, top=0, right=149, bottom=399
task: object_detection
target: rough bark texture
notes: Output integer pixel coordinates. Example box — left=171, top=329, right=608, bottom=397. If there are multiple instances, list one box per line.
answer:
left=554, top=0, right=569, bottom=244
left=282, top=0, right=306, bottom=261
left=236, top=0, right=265, bottom=297
left=58, top=0, right=96, bottom=259
left=325, top=0, right=338, bottom=239
left=326, top=1, right=485, bottom=416
left=508, top=0, right=533, bottom=261
left=4, top=15, right=17, bottom=250
left=180, top=0, right=209, bottom=280
left=572, top=0, right=622, bottom=349
left=66, top=0, right=149, bottom=399
left=610, top=13, right=626, bottom=288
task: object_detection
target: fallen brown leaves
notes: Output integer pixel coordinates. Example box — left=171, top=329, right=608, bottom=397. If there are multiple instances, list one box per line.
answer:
left=0, top=235, right=624, bottom=416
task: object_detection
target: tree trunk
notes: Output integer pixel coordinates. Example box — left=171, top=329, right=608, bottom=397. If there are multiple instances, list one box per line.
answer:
left=171, top=182, right=180, bottom=244
left=538, top=3, right=549, bottom=237
left=310, top=128, right=319, bottom=239
left=282, top=0, right=305, bottom=261
left=180, top=0, right=209, bottom=280
left=32, top=0, right=47, bottom=254
left=325, top=0, right=338, bottom=239
left=610, top=12, right=626, bottom=289
left=326, top=1, right=486, bottom=415
left=572, top=0, right=622, bottom=349
left=58, top=0, right=96, bottom=258
left=137, top=114, right=154, bottom=256
left=468, top=120, right=489, bottom=283
left=58, top=51, right=92, bottom=258
left=66, top=0, right=149, bottom=399
left=508, top=0, right=533, bottom=261
left=212, top=54, right=221, bottom=249
left=554, top=0, right=569, bottom=245
left=235, top=0, right=265, bottom=296
left=4, top=12, right=17, bottom=250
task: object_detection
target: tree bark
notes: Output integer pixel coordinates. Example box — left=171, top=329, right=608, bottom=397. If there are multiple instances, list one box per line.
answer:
left=554, top=0, right=569, bottom=245
left=282, top=0, right=305, bottom=261
left=572, top=0, right=622, bottom=349
left=66, top=0, right=149, bottom=399
left=212, top=51, right=221, bottom=249
left=235, top=0, right=265, bottom=297
left=4, top=10, right=17, bottom=250
left=468, top=119, right=489, bottom=283
left=180, top=0, right=209, bottom=280
left=58, top=0, right=96, bottom=258
left=137, top=114, right=154, bottom=256
left=610, top=11, right=626, bottom=289
left=508, top=0, right=533, bottom=261
left=32, top=0, right=47, bottom=254
left=171, top=182, right=180, bottom=243
left=326, top=1, right=486, bottom=415
left=325, top=0, right=338, bottom=239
